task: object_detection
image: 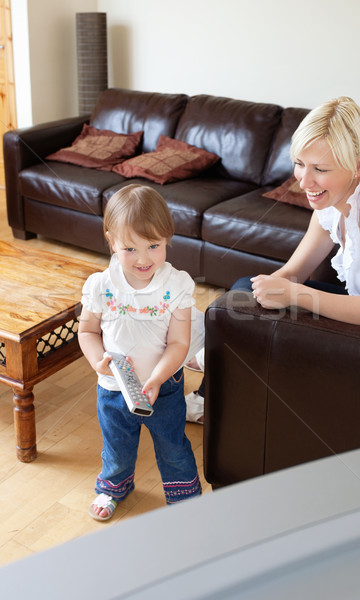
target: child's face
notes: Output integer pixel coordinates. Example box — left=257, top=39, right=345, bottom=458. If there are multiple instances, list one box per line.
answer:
left=110, top=229, right=167, bottom=289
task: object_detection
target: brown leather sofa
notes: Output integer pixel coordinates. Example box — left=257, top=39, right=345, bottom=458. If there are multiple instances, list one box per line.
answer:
left=4, top=87, right=335, bottom=289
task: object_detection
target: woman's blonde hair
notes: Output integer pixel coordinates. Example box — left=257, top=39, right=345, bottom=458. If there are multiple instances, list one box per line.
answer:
left=290, top=96, right=360, bottom=175
left=104, top=184, right=175, bottom=245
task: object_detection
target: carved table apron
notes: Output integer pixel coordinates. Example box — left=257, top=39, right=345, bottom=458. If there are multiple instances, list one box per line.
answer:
left=0, top=241, right=102, bottom=462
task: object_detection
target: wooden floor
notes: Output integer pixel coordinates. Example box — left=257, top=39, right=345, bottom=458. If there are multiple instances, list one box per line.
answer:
left=0, top=189, right=221, bottom=567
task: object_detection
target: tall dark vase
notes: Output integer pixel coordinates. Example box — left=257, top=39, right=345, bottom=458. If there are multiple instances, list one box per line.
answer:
left=76, top=12, right=108, bottom=116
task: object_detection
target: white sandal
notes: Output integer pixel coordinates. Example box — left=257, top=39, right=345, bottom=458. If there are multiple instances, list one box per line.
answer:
left=185, top=391, right=204, bottom=424
left=88, top=493, right=118, bottom=521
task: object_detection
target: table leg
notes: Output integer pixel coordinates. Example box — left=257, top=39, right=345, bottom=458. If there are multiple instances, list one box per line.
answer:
left=12, top=388, right=37, bottom=462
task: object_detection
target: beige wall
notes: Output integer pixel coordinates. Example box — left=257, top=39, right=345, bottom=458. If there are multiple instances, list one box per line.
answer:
left=100, top=0, right=360, bottom=109
left=12, top=0, right=360, bottom=126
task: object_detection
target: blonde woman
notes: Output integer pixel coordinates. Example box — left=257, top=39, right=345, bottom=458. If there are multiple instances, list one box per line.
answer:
left=251, top=96, right=360, bottom=321
left=186, top=96, right=360, bottom=423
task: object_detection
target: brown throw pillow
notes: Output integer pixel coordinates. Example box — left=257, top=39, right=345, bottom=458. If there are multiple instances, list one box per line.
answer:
left=46, top=124, right=143, bottom=169
left=113, top=135, right=220, bottom=184
left=263, top=175, right=312, bottom=210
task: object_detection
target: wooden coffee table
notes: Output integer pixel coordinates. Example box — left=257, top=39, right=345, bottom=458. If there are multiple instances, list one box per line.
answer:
left=0, top=241, right=104, bottom=462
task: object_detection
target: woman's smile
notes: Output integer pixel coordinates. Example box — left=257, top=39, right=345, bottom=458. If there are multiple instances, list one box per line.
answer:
left=294, top=138, right=357, bottom=214
left=305, top=189, right=326, bottom=203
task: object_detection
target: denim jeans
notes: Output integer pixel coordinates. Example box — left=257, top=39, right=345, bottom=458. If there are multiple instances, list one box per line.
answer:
left=231, top=275, right=348, bottom=295
left=95, top=369, right=201, bottom=504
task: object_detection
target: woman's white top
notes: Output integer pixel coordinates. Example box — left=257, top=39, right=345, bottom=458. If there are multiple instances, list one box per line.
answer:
left=81, top=256, right=204, bottom=389
left=316, top=183, right=360, bottom=295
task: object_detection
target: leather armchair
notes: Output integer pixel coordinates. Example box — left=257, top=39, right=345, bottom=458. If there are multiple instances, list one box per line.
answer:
left=203, top=289, right=360, bottom=489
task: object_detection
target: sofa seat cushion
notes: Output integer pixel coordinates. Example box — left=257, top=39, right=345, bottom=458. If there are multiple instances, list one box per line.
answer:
left=202, top=188, right=312, bottom=262
left=103, top=177, right=257, bottom=239
left=19, top=162, right=123, bottom=216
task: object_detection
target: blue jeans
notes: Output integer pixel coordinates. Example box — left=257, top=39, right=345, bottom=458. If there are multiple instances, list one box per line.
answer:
left=231, top=275, right=348, bottom=295
left=95, top=369, right=201, bottom=504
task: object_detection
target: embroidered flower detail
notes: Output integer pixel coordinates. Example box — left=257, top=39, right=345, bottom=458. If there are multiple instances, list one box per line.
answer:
left=117, top=303, right=131, bottom=315
left=159, top=301, right=169, bottom=314
left=140, top=305, right=158, bottom=316
left=105, top=289, right=137, bottom=315
left=105, top=289, right=171, bottom=317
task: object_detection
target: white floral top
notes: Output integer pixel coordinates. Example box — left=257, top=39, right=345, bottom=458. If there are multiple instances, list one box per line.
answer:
left=81, top=257, right=204, bottom=388
left=316, top=183, right=360, bottom=295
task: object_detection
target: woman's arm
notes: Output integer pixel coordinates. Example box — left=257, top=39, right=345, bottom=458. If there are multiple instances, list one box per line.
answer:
left=142, top=306, right=191, bottom=404
left=78, top=306, right=112, bottom=375
left=251, top=211, right=360, bottom=324
left=293, top=286, right=360, bottom=324
left=271, top=211, right=335, bottom=282
left=251, top=274, right=360, bottom=324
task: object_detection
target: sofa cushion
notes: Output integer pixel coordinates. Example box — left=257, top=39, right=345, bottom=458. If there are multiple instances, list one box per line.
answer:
left=103, top=178, right=256, bottom=239
left=202, top=188, right=312, bottom=262
left=19, top=162, right=123, bottom=216
left=113, top=136, right=219, bottom=184
left=174, top=95, right=282, bottom=184
left=90, top=88, right=188, bottom=153
left=261, top=107, right=310, bottom=186
left=46, top=125, right=143, bottom=169
left=262, top=175, right=312, bottom=210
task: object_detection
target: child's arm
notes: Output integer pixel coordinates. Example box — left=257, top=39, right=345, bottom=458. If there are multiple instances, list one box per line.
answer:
left=78, top=306, right=112, bottom=375
left=142, top=306, right=191, bottom=405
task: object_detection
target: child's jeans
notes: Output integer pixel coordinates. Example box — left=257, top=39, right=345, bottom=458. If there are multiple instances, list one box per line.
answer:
left=95, top=369, right=202, bottom=504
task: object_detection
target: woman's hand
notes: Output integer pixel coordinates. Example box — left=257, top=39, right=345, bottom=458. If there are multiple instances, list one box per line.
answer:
left=251, top=274, right=295, bottom=309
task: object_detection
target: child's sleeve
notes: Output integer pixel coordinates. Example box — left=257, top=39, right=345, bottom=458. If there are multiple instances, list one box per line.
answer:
left=81, top=272, right=104, bottom=314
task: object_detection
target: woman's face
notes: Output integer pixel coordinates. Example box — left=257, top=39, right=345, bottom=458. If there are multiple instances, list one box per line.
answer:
left=294, top=138, right=358, bottom=214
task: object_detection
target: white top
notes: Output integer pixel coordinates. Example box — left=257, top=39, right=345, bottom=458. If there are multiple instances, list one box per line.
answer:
left=81, top=256, right=204, bottom=389
left=316, top=183, right=360, bottom=295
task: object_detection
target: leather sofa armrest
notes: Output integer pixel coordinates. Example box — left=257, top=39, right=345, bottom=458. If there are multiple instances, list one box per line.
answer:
left=204, top=290, right=360, bottom=489
left=3, top=115, right=89, bottom=234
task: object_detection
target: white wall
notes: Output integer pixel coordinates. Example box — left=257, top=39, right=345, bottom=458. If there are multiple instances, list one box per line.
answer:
left=11, top=0, right=32, bottom=127
left=11, top=0, right=360, bottom=126
left=12, top=0, right=97, bottom=127
left=100, top=0, right=360, bottom=109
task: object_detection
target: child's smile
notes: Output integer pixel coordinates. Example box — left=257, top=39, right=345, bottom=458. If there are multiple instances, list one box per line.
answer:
left=110, top=230, right=167, bottom=289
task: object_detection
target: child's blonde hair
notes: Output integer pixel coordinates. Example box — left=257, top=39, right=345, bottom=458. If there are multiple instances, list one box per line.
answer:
left=290, top=96, right=360, bottom=175
left=104, top=184, right=175, bottom=245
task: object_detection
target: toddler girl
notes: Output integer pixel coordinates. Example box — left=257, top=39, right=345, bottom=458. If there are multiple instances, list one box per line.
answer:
left=79, top=184, right=204, bottom=520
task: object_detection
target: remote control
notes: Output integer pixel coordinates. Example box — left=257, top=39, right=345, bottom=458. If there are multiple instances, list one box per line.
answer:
left=105, top=352, right=154, bottom=417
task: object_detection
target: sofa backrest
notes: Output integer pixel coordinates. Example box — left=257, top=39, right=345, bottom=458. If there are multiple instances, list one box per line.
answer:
left=174, top=95, right=282, bottom=185
left=261, top=106, right=310, bottom=186
left=90, top=88, right=188, bottom=153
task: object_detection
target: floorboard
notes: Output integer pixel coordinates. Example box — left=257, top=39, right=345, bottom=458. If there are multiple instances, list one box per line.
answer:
left=0, top=190, right=221, bottom=566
